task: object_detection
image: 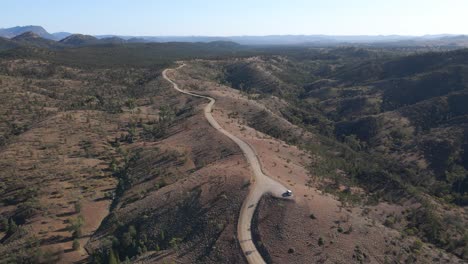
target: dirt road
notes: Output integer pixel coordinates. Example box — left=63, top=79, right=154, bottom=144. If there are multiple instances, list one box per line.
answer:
left=163, top=64, right=291, bottom=264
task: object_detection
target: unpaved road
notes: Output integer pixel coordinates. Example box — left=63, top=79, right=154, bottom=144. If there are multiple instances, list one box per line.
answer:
left=163, top=64, right=291, bottom=264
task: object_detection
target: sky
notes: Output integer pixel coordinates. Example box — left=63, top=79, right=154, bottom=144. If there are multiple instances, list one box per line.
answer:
left=1, top=0, right=467, bottom=36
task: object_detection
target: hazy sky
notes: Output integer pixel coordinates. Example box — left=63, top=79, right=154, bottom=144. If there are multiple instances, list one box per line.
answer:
left=1, top=0, right=467, bottom=36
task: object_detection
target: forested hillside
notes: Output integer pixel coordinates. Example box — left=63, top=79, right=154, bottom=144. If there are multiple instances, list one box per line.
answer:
left=214, top=48, right=468, bottom=259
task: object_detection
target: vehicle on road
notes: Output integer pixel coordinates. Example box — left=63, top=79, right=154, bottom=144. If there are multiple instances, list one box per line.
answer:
left=282, top=190, right=293, bottom=197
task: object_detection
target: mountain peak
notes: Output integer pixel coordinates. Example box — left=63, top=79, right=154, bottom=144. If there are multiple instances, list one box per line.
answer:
left=12, top=31, right=41, bottom=40
left=0, top=25, right=54, bottom=39
left=59, top=34, right=99, bottom=46
left=99, top=36, right=126, bottom=44
left=9, top=30, right=59, bottom=49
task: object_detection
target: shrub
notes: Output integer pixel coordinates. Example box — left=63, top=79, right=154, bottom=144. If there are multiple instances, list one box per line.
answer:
left=411, top=239, right=423, bottom=253
left=108, top=249, right=119, bottom=264
left=318, top=237, right=324, bottom=246
left=344, top=225, right=353, bottom=234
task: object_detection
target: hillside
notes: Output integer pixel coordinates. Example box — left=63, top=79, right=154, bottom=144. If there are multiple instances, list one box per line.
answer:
left=188, top=49, right=468, bottom=262
left=0, top=41, right=251, bottom=68
left=59, top=34, right=128, bottom=46
left=0, top=38, right=467, bottom=264
left=59, top=34, right=100, bottom=46
left=0, top=37, right=19, bottom=52
left=138, top=59, right=467, bottom=263
left=0, top=51, right=253, bottom=263
left=0, top=41, right=256, bottom=263
left=99, top=37, right=127, bottom=45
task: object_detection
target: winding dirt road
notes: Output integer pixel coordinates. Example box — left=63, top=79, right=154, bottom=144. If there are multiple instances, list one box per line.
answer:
left=163, top=64, right=290, bottom=264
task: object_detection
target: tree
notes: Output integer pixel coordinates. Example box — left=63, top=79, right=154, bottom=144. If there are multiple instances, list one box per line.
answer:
left=446, top=165, right=467, bottom=197
left=446, top=165, right=466, bottom=184
left=344, top=134, right=363, bottom=151
left=108, top=249, right=119, bottom=264
left=74, top=201, right=82, bottom=214
left=169, top=237, right=182, bottom=250
left=125, top=98, right=136, bottom=110
left=109, top=157, right=119, bottom=173
left=7, top=219, right=18, bottom=236
left=121, top=225, right=136, bottom=248
left=72, top=239, right=80, bottom=251
left=158, top=105, right=175, bottom=123
left=0, top=217, right=7, bottom=231
left=68, top=215, right=85, bottom=238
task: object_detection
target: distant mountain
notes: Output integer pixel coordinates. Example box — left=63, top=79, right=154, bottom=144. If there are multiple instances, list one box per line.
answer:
left=429, top=35, right=468, bottom=47
left=52, top=32, right=72, bottom=41
left=95, top=34, right=461, bottom=45
left=127, top=37, right=147, bottom=43
left=59, top=34, right=128, bottom=46
left=59, top=34, right=99, bottom=46
left=441, top=35, right=468, bottom=41
left=11, top=31, right=60, bottom=49
left=0, top=25, right=54, bottom=39
left=204, top=41, right=242, bottom=48
left=99, top=36, right=127, bottom=44
left=369, top=35, right=468, bottom=48
left=89, top=34, right=465, bottom=46
left=0, top=25, right=466, bottom=46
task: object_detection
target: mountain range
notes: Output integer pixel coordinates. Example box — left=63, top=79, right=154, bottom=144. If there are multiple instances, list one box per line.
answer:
left=0, top=25, right=70, bottom=41
left=1, top=25, right=467, bottom=46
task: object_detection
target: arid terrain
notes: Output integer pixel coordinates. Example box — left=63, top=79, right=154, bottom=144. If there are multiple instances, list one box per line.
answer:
left=0, top=29, right=467, bottom=264
left=161, top=60, right=467, bottom=264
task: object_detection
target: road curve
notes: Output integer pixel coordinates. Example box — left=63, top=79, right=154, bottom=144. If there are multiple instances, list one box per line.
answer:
left=163, top=64, right=290, bottom=264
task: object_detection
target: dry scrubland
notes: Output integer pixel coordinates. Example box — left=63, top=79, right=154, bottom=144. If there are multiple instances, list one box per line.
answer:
left=168, top=59, right=467, bottom=263
left=1, top=46, right=468, bottom=264
left=0, top=58, right=252, bottom=263
left=0, top=59, right=182, bottom=262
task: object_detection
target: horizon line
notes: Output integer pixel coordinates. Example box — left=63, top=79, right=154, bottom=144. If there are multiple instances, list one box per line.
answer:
left=1, top=25, right=466, bottom=38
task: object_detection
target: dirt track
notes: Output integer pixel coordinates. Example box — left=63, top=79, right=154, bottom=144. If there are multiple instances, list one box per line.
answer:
left=163, top=64, right=290, bottom=264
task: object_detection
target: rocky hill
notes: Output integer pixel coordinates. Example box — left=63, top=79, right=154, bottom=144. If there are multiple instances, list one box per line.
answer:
left=0, top=25, right=54, bottom=39
left=11, top=31, right=61, bottom=49
left=59, top=34, right=100, bottom=46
